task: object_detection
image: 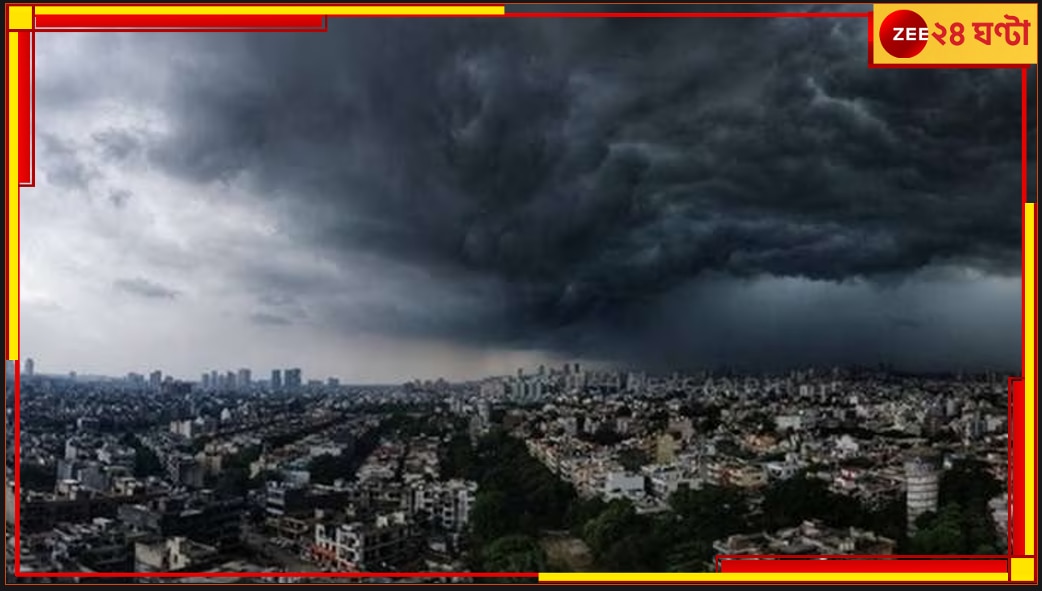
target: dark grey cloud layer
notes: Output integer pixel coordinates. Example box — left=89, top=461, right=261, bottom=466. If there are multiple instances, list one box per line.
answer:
left=45, top=17, right=1031, bottom=372
left=113, top=277, right=180, bottom=300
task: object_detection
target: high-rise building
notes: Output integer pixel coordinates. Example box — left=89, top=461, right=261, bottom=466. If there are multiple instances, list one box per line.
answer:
left=225, top=371, right=237, bottom=391
left=627, top=372, right=646, bottom=392
left=905, top=454, right=940, bottom=536
left=201, top=373, right=210, bottom=390
left=149, top=370, right=163, bottom=390
left=25, top=358, right=35, bottom=377
left=284, top=368, right=302, bottom=391
left=210, top=370, right=219, bottom=390
left=271, top=369, right=282, bottom=391
left=237, top=368, right=252, bottom=390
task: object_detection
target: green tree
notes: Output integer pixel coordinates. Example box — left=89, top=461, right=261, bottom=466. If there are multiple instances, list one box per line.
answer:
left=759, top=474, right=856, bottom=530
left=583, top=500, right=640, bottom=556
left=580, top=499, right=664, bottom=571
left=566, top=497, right=607, bottom=535
left=210, top=445, right=262, bottom=497
left=471, top=491, right=516, bottom=543
left=480, top=535, right=546, bottom=582
left=308, top=453, right=354, bottom=485
left=861, top=498, right=907, bottom=544
left=908, top=502, right=1001, bottom=555
left=618, top=448, right=650, bottom=473
left=120, top=433, right=164, bottom=478
left=940, top=459, right=1002, bottom=512
left=663, top=539, right=714, bottom=573
left=440, top=434, right=475, bottom=480
left=468, top=431, right=577, bottom=537
left=908, top=504, right=966, bottom=554
left=20, top=462, right=57, bottom=491
left=601, top=533, right=663, bottom=572
left=671, top=485, right=750, bottom=542
left=133, top=446, right=164, bottom=478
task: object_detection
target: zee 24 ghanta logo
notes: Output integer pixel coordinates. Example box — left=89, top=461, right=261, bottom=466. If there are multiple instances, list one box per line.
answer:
left=880, top=8, right=1031, bottom=58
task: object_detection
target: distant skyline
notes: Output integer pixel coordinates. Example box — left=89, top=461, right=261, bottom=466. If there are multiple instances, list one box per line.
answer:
left=23, top=14, right=1034, bottom=382
left=9, top=352, right=589, bottom=385
left=5, top=356, right=1017, bottom=387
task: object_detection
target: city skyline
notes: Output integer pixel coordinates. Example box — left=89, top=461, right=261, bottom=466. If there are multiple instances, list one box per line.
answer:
left=23, top=17, right=1034, bottom=382
left=6, top=356, right=1016, bottom=388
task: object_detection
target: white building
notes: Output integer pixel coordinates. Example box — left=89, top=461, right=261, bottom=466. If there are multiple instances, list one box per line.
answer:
left=410, top=479, right=477, bottom=533
left=905, top=455, right=940, bottom=535
left=313, top=512, right=416, bottom=571
left=604, top=472, right=645, bottom=501
left=764, top=461, right=800, bottom=481
left=309, top=444, right=343, bottom=458
left=834, top=434, right=860, bottom=456
left=135, top=536, right=218, bottom=572
left=644, top=467, right=695, bottom=499
left=775, top=415, right=803, bottom=431
left=169, top=420, right=195, bottom=439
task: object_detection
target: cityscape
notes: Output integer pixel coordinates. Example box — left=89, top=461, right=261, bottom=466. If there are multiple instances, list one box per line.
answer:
left=5, top=359, right=1012, bottom=583
left=10, top=8, right=1031, bottom=586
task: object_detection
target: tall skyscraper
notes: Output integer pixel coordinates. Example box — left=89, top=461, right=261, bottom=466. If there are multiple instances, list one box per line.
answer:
left=149, top=370, right=163, bottom=390
left=225, top=371, right=237, bottom=390
left=284, top=368, right=302, bottom=391
left=201, top=373, right=210, bottom=389
left=25, top=358, right=35, bottom=377
left=271, top=369, right=282, bottom=391
left=237, top=368, right=252, bottom=389
left=210, top=370, right=219, bottom=390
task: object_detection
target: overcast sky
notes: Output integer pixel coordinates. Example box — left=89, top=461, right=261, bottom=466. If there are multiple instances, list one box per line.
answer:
left=22, top=13, right=1034, bottom=383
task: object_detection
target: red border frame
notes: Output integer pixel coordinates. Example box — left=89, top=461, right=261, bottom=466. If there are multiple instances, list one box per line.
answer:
left=3, top=2, right=1037, bottom=583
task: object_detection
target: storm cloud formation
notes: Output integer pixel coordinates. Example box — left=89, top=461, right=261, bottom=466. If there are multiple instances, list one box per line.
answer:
left=113, top=277, right=180, bottom=300
left=24, top=13, right=1033, bottom=379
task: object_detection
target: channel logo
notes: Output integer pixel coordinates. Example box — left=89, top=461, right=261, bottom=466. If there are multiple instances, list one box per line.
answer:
left=872, top=4, right=1037, bottom=66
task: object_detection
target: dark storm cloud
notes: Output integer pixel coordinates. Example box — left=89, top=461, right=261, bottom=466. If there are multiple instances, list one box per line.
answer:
left=116, top=19, right=1029, bottom=366
left=93, top=130, right=143, bottom=162
left=39, top=133, right=99, bottom=190
left=113, top=277, right=180, bottom=300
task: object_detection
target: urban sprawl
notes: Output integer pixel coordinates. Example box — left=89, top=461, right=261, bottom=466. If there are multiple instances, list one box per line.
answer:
left=4, top=360, right=1011, bottom=583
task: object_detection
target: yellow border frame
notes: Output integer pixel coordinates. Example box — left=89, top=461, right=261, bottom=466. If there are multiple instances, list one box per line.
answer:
left=3, top=3, right=1038, bottom=585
